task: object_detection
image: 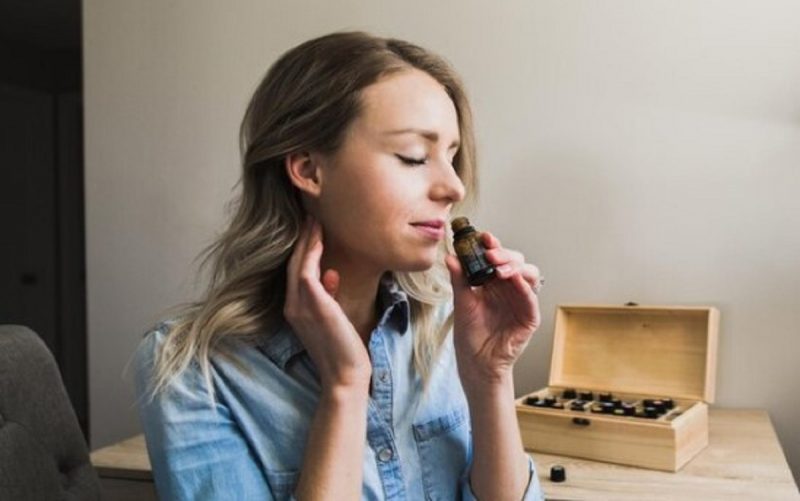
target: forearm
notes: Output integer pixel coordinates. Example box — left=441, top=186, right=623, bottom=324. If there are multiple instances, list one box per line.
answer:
left=294, top=384, right=369, bottom=500
left=463, top=374, right=530, bottom=501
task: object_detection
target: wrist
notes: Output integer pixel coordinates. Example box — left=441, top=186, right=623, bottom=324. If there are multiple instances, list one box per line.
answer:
left=460, top=370, right=514, bottom=400
left=317, top=358, right=372, bottom=393
left=321, top=379, right=370, bottom=405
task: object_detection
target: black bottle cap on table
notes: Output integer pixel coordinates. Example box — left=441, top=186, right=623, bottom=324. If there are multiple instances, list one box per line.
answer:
left=663, top=398, right=675, bottom=409
left=570, top=400, right=587, bottom=411
left=644, top=399, right=666, bottom=410
left=611, top=398, right=622, bottom=408
left=644, top=406, right=659, bottom=418
left=599, top=392, right=613, bottom=402
left=550, top=465, right=566, bottom=483
left=544, top=396, right=558, bottom=406
left=524, top=396, right=540, bottom=406
left=562, top=388, right=577, bottom=399
left=622, top=403, right=636, bottom=416
left=579, top=391, right=594, bottom=401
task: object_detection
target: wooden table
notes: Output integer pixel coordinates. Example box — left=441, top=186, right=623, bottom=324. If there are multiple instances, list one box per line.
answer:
left=91, top=408, right=798, bottom=500
left=90, top=434, right=155, bottom=501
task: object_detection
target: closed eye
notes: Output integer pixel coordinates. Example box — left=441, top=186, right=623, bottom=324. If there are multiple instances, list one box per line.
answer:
left=396, top=154, right=427, bottom=166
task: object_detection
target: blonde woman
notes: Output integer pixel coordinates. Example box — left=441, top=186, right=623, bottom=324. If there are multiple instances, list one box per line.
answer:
left=134, top=31, right=544, bottom=500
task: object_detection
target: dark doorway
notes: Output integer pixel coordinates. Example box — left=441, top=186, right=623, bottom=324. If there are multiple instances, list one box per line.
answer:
left=0, top=1, right=87, bottom=441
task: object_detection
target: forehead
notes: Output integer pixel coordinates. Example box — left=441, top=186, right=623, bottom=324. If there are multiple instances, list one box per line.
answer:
left=353, top=69, right=460, bottom=143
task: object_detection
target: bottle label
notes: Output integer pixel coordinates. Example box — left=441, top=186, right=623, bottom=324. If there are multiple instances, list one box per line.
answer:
left=464, top=243, right=489, bottom=274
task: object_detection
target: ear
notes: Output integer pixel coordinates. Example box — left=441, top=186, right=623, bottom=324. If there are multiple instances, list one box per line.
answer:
left=285, top=151, right=323, bottom=197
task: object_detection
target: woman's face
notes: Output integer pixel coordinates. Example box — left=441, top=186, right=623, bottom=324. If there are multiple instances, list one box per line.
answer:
left=315, top=68, right=466, bottom=273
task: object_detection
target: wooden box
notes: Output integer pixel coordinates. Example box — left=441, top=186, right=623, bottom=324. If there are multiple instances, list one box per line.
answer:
left=516, top=304, right=720, bottom=472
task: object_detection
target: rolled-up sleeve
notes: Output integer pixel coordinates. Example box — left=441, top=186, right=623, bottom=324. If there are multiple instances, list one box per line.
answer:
left=461, top=454, right=544, bottom=501
left=133, top=329, right=276, bottom=500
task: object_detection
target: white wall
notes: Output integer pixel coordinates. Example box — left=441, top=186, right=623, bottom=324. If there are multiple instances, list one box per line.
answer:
left=84, top=0, right=800, bottom=482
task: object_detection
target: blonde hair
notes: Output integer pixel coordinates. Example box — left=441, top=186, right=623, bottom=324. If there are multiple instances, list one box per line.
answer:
left=148, top=31, right=478, bottom=400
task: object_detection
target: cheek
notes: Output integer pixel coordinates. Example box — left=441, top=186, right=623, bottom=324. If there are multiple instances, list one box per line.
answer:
left=321, top=168, right=416, bottom=229
left=316, top=162, right=433, bottom=266
left=318, top=183, right=395, bottom=246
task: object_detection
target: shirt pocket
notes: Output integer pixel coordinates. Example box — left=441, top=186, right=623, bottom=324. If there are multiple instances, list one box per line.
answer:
left=264, top=468, right=300, bottom=501
left=412, top=407, right=471, bottom=501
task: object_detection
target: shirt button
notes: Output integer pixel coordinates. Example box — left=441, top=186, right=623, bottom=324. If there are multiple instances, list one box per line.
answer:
left=377, top=447, right=394, bottom=462
left=379, top=371, right=389, bottom=383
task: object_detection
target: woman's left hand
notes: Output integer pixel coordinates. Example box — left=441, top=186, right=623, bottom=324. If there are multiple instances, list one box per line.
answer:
left=445, top=231, right=543, bottom=389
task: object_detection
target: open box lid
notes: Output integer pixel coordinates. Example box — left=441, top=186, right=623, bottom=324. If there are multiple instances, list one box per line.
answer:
left=548, top=304, right=720, bottom=403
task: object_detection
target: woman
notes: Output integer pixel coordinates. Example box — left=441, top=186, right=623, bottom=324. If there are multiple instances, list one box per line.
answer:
left=134, top=31, right=544, bottom=500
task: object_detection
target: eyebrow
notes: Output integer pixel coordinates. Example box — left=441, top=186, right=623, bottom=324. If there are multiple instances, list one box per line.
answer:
left=382, top=128, right=461, bottom=150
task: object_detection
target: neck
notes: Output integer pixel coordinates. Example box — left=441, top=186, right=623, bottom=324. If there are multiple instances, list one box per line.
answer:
left=319, top=246, right=384, bottom=345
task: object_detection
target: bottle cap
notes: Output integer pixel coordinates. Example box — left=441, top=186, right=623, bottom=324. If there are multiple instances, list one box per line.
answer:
left=570, top=400, right=587, bottom=411
left=550, top=465, right=566, bottom=482
left=451, top=217, right=472, bottom=233
left=562, top=388, right=577, bottom=399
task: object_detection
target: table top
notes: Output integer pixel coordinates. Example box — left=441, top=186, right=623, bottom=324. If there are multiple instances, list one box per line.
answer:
left=532, top=408, right=798, bottom=499
left=91, top=408, right=798, bottom=499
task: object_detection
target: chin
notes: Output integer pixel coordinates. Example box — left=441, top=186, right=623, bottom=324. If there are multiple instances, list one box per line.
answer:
left=396, top=253, right=439, bottom=273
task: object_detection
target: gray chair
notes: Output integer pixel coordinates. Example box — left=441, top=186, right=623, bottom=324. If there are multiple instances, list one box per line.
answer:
left=0, top=325, right=101, bottom=500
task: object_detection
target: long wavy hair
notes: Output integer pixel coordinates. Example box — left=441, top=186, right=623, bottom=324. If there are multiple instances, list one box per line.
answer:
left=147, top=31, right=478, bottom=400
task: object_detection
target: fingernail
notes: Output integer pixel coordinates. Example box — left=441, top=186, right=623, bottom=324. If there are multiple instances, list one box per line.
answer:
left=497, top=264, right=512, bottom=274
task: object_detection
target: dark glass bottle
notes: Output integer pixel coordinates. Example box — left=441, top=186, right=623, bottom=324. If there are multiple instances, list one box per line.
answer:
left=451, top=217, right=495, bottom=286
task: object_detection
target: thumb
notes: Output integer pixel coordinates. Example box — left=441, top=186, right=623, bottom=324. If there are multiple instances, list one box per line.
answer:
left=445, top=254, right=471, bottom=296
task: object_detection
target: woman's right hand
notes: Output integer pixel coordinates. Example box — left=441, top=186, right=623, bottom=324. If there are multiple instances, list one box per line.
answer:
left=283, top=215, right=372, bottom=392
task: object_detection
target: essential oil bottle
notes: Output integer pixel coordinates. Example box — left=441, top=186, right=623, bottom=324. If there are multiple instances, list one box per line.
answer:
left=451, top=217, right=495, bottom=286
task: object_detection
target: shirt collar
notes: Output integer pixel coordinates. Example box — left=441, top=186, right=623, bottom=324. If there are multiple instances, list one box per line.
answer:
left=376, top=272, right=410, bottom=334
left=260, top=273, right=410, bottom=369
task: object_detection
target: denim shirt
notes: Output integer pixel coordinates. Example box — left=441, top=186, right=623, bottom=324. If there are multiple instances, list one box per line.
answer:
left=133, top=277, right=543, bottom=500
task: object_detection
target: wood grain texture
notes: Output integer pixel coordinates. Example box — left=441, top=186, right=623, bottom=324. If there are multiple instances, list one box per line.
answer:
left=549, top=304, right=718, bottom=401
left=90, top=434, right=151, bottom=480
left=90, top=410, right=798, bottom=499
left=533, top=409, right=798, bottom=500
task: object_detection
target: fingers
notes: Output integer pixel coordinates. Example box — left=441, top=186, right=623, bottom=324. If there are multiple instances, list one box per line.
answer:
left=513, top=272, right=542, bottom=331
left=286, top=215, right=337, bottom=308
left=285, top=216, right=312, bottom=300
left=321, top=268, right=340, bottom=299
left=481, top=231, right=501, bottom=249
left=300, top=218, right=324, bottom=282
left=485, top=247, right=526, bottom=269
left=484, top=243, right=542, bottom=289
left=498, top=262, right=540, bottom=286
left=511, top=271, right=536, bottom=301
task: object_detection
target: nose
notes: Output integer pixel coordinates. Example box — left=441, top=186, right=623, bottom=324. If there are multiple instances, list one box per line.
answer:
left=429, top=158, right=466, bottom=205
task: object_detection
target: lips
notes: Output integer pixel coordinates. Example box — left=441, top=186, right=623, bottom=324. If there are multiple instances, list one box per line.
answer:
left=410, top=220, right=446, bottom=240
left=410, top=220, right=445, bottom=229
